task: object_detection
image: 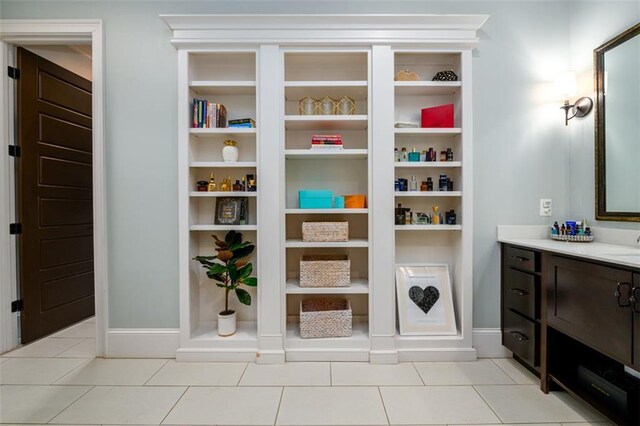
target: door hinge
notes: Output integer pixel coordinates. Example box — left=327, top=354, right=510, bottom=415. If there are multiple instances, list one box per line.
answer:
left=7, top=66, right=20, bottom=80
left=9, top=223, right=22, bottom=235
left=8, top=145, right=21, bottom=157
left=11, top=299, right=23, bottom=313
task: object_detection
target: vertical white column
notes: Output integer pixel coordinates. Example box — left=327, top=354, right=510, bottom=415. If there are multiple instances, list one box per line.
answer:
left=257, top=45, right=285, bottom=363
left=370, top=45, right=398, bottom=364
left=460, top=49, right=474, bottom=351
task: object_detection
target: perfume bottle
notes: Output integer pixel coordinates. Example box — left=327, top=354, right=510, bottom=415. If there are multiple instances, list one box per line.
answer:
left=440, top=150, right=447, bottom=161
left=401, top=147, right=408, bottom=162
left=207, top=173, right=217, bottom=192
left=421, top=150, right=427, bottom=162
left=395, top=203, right=407, bottom=225
left=246, top=174, right=257, bottom=192
left=439, top=174, right=448, bottom=191
left=408, top=148, right=420, bottom=162
left=446, top=148, right=454, bottom=161
left=394, top=148, right=400, bottom=162
left=233, top=180, right=243, bottom=192
left=220, top=178, right=230, bottom=192
left=420, top=181, right=428, bottom=191
left=409, top=175, right=418, bottom=191
left=432, top=206, right=440, bottom=224
left=427, top=147, right=435, bottom=162
left=241, top=176, right=246, bottom=191
left=426, top=177, right=433, bottom=191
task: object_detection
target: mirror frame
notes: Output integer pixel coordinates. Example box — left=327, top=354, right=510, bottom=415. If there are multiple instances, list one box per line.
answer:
left=594, top=23, right=640, bottom=222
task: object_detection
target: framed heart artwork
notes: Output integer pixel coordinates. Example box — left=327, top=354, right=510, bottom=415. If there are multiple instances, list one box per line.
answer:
left=395, top=264, right=457, bottom=335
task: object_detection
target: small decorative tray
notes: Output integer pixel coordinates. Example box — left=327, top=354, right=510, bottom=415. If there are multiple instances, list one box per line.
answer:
left=550, top=234, right=594, bottom=243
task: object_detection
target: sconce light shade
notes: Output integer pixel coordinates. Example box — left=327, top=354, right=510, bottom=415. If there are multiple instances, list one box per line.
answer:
left=556, top=71, right=577, bottom=99
left=557, top=71, right=593, bottom=126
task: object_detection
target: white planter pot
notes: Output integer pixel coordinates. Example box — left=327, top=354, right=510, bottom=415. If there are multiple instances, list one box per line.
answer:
left=222, top=145, right=239, bottom=162
left=217, top=310, right=236, bottom=336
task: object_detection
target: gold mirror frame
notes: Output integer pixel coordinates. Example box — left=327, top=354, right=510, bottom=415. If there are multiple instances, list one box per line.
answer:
left=594, top=23, right=640, bottom=222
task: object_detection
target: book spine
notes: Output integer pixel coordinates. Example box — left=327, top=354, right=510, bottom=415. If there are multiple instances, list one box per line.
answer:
left=192, top=99, right=198, bottom=128
left=219, top=104, right=227, bottom=128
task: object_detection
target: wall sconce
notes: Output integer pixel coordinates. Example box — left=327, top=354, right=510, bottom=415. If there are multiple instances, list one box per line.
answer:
left=556, top=71, right=593, bottom=126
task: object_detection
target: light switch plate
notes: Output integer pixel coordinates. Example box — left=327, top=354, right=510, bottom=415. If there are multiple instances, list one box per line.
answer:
left=540, top=198, right=552, bottom=216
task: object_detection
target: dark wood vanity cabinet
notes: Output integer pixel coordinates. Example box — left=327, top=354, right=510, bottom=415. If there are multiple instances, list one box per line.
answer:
left=501, top=245, right=541, bottom=371
left=501, top=243, right=640, bottom=425
left=547, top=255, right=634, bottom=366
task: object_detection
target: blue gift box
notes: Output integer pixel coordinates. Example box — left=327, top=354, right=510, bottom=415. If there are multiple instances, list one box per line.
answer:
left=299, top=190, right=333, bottom=209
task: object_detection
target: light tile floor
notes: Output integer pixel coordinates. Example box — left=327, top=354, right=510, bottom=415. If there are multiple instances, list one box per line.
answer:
left=0, top=318, right=610, bottom=425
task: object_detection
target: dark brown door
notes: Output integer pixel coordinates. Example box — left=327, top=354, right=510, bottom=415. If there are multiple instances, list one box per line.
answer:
left=17, top=48, right=94, bottom=343
left=547, top=255, right=633, bottom=365
left=634, top=273, right=640, bottom=370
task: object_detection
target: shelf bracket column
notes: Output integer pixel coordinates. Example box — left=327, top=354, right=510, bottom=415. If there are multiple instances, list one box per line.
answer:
left=256, top=44, right=285, bottom=363
left=370, top=45, right=399, bottom=364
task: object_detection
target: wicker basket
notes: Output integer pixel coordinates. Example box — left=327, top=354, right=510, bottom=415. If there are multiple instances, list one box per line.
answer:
left=299, top=298, right=352, bottom=339
left=302, top=221, right=349, bottom=242
left=300, top=255, right=350, bottom=287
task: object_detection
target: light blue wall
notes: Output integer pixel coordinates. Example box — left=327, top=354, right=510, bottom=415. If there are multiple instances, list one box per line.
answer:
left=568, top=1, right=640, bottom=229
left=1, top=1, right=594, bottom=329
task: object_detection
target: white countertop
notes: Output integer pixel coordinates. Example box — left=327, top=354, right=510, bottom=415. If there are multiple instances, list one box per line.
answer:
left=497, top=225, right=640, bottom=269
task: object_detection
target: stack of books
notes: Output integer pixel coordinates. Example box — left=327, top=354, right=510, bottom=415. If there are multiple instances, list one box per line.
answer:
left=311, top=134, right=343, bottom=150
left=192, top=98, right=227, bottom=128
left=228, top=118, right=256, bottom=128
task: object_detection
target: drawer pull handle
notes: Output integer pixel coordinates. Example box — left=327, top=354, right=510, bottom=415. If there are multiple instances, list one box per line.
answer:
left=615, top=282, right=631, bottom=308
left=632, top=286, right=640, bottom=313
left=509, top=331, right=529, bottom=341
left=510, top=288, right=528, bottom=296
left=510, top=255, right=529, bottom=262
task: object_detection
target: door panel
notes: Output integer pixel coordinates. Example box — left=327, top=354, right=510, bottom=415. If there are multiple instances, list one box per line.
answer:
left=547, top=255, right=633, bottom=365
left=17, top=47, right=94, bottom=343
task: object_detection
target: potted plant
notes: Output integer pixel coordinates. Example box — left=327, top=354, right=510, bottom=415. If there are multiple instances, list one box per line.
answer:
left=194, top=230, right=257, bottom=336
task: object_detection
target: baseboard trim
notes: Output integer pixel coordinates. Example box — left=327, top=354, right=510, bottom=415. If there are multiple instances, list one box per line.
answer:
left=106, top=328, right=179, bottom=358
left=473, top=328, right=510, bottom=358
left=398, top=347, right=477, bottom=362
left=176, top=348, right=257, bottom=362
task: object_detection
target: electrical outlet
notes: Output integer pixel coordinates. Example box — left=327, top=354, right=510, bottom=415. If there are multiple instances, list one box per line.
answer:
left=540, top=199, right=552, bottom=217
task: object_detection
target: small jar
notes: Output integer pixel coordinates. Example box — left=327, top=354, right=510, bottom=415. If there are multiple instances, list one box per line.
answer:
left=222, top=139, right=239, bottom=163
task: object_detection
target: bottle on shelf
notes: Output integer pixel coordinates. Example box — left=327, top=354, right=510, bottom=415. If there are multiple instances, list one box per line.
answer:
left=394, top=148, right=400, bottom=162
left=401, top=147, right=408, bottom=162
left=432, top=206, right=440, bottom=224
left=409, top=175, right=418, bottom=191
left=408, top=148, right=420, bottom=162
left=207, top=173, right=217, bottom=192
left=426, top=177, right=433, bottom=191
left=233, top=180, right=243, bottom=191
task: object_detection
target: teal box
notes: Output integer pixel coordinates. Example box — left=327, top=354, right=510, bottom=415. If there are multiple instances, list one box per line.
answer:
left=299, top=190, right=333, bottom=209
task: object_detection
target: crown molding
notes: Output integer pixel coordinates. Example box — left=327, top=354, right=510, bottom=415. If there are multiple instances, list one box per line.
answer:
left=160, top=14, right=489, bottom=48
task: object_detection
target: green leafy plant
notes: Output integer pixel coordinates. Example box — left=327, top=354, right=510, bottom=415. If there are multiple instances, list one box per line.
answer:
left=193, top=230, right=257, bottom=315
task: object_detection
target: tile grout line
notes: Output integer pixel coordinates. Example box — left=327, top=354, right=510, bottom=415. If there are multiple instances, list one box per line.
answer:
left=54, top=337, right=91, bottom=358
left=410, top=362, right=426, bottom=386
left=50, top=357, right=94, bottom=385
left=273, top=386, right=285, bottom=426
left=46, top=384, right=95, bottom=424
left=490, top=357, right=521, bottom=384
left=236, top=362, right=250, bottom=386
left=471, top=384, right=506, bottom=424
left=159, top=385, right=190, bottom=425
left=143, top=359, right=171, bottom=386
left=377, top=386, right=391, bottom=426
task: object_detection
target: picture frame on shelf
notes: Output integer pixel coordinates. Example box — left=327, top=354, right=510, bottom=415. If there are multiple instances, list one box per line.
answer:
left=215, top=197, right=249, bottom=225
left=396, top=264, right=457, bottom=335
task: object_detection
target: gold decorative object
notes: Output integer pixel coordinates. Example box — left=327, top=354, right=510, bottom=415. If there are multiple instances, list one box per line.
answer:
left=319, top=96, right=335, bottom=115
left=336, top=96, right=355, bottom=115
left=299, top=96, right=318, bottom=115
left=207, top=173, right=217, bottom=192
left=394, top=70, right=420, bottom=81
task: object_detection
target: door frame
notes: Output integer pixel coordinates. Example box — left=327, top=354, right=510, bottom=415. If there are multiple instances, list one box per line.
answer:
left=0, top=20, right=107, bottom=356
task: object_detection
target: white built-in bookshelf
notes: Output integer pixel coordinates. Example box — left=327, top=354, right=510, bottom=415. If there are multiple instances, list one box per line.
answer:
left=164, top=14, right=488, bottom=363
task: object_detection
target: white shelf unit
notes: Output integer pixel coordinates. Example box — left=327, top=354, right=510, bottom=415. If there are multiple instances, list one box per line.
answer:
left=282, top=49, right=372, bottom=362
left=391, top=50, right=474, bottom=361
left=177, top=50, right=260, bottom=361
left=164, top=14, right=487, bottom=364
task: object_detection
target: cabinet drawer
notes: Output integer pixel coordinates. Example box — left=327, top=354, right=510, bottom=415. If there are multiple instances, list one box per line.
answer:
left=505, top=245, right=538, bottom=273
left=504, top=310, right=538, bottom=367
left=504, top=268, right=538, bottom=320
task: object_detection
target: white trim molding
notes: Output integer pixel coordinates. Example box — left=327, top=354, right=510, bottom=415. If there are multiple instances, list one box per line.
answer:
left=107, top=329, right=180, bottom=359
left=0, top=19, right=107, bottom=357
left=161, top=14, right=489, bottom=48
left=473, top=328, right=511, bottom=358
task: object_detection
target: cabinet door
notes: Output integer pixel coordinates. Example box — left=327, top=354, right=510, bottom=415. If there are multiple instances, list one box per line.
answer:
left=547, top=256, right=634, bottom=365
left=634, top=273, right=640, bottom=370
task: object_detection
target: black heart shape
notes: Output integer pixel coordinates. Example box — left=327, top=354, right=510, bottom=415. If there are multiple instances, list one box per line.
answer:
left=408, top=285, right=440, bottom=315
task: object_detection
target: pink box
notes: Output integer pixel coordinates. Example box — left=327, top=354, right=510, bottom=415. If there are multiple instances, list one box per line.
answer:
left=421, top=104, right=454, bottom=128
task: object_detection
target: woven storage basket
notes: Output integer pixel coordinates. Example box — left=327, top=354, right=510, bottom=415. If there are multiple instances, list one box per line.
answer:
left=299, top=298, right=352, bottom=339
left=302, top=221, right=349, bottom=242
left=300, top=255, right=350, bottom=287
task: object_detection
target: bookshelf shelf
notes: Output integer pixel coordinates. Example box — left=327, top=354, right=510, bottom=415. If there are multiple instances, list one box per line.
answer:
left=395, top=161, right=461, bottom=168
left=285, top=149, right=368, bottom=160
left=285, top=238, right=369, bottom=248
left=394, top=81, right=461, bottom=96
left=395, top=225, right=462, bottom=231
left=285, top=208, right=367, bottom=214
left=189, top=161, right=257, bottom=168
left=190, top=224, right=257, bottom=231
left=394, top=191, right=462, bottom=197
left=190, top=81, right=257, bottom=96
left=286, top=278, right=369, bottom=294
left=189, top=128, right=256, bottom=137
left=284, top=115, right=368, bottom=130
left=190, top=191, right=258, bottom=197
left=394, top=128, right=462, bottom=136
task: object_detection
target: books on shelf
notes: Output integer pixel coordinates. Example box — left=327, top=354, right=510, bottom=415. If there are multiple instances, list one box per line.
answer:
left=192, top=98, right=227, bottom=128
left=311, top=134, right=343, bottom=150
left=228, top=118, right=256, bottom=128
